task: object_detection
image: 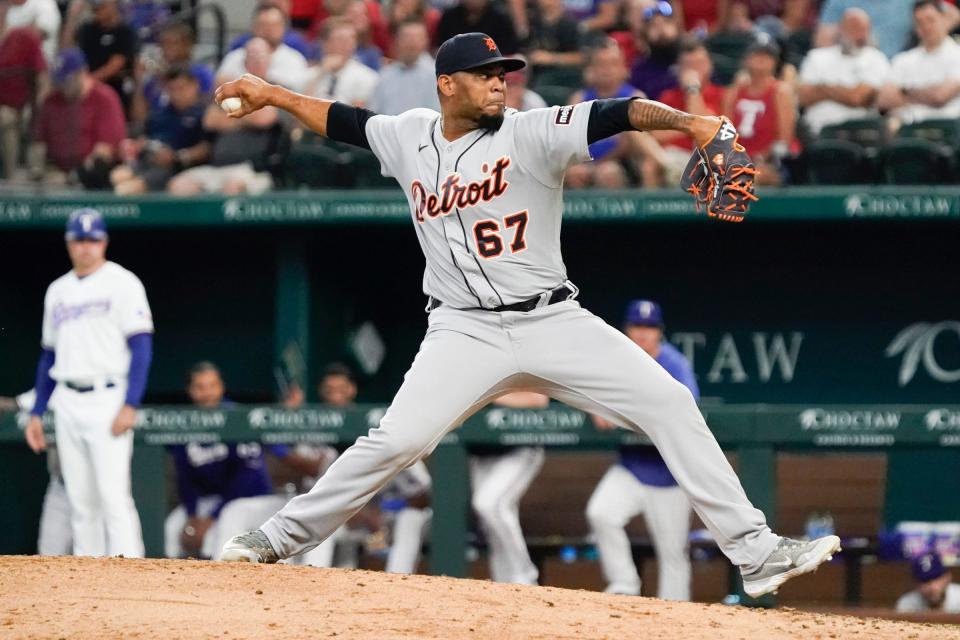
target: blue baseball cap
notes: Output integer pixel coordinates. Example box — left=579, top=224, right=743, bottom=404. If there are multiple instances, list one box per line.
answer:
left=625, top=299, right=664, bottom=327
left=53, top=48, right=87, bottom=85
left=912, top=552, right=946, bottom=583
left=435, top=33, right=525, bottom=77
left=65, top=208, right=108, bottom=241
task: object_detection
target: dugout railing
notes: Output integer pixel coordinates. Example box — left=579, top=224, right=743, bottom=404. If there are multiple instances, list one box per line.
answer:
left=1, top=403, right=957, bottom=603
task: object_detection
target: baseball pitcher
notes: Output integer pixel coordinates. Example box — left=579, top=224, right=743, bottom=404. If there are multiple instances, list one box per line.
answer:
left=217, top=32, right=836, bottom=598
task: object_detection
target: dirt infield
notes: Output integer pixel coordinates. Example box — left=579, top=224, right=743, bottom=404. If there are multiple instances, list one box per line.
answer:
left=1, top=556, right=957, bottom=639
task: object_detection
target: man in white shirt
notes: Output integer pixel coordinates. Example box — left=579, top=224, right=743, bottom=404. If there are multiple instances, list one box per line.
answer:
left=303, top=18, right=378, bottom=107
left=878, top=0, right=960, bottom=125
left=24, top=208, right=154, bottom=558
left=798, top=8, right=890, bottom=135
left=896, top=552, right=960, bottom=613
left=217, top=4, right=308, bottom=91
left=369, top=20, right=439, bottom=115
left=2, top=0, right=60, bottom=63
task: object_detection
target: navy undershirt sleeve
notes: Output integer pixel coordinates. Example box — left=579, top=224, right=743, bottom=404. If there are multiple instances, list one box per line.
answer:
left=30, top=349, right=56, bottom=417
left=587, top=98, right=637, bottom=145
left=125, top=332, right=153, bottom=407
left=326, top=102, right=376, bottom=150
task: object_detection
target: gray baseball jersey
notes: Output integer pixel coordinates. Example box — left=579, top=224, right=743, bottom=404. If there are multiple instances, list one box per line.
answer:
left=365, top=102, right=593, bottom=309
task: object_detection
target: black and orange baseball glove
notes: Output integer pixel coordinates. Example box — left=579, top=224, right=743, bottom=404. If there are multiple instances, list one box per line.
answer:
left=680, top=117, right=758, bottom=223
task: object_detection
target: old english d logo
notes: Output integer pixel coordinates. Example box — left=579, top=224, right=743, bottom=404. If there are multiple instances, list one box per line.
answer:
left=484, top=37, right=497, bottom=52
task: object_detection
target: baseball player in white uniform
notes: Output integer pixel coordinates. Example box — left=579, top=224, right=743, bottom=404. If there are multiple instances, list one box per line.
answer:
left=2, top=389, right=73, bottom=555
left=217, top=33, right=839, bottom=598
left=587, top=300, right=695, bottom=600
left=25, top=208, right=153, bottom=558
left=470, top=392, right=548, bottom=585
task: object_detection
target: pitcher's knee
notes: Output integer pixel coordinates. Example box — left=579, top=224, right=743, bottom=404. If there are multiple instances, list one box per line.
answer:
left=471, top=491, right=500, bottom=524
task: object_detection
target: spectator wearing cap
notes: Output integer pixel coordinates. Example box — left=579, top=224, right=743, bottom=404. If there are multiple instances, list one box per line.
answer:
left=877, top=0, right=960, bottom=128
left=110, top=65, right=209, bottom=194
left=435, top=0, right=519, bottom=55
left=525, top=0, right=583, bottom=72
left=217, top=4, right=309, bottom=91
left=303, top=18, right=378, bottom=106
left=722, top=39, right=797, bottom=186
left=586, top=299, right=696, bottom=601
left=133, top=21, right=214, bottom=126
left=797, top=8, right=888, bottom=136
left=2, top=0, right=61, bottom=63
left=369, top=20, right=439, bottom=115
left=32, top=48, right=125, bottom=188
left=0, top=25, right=46, bottom=177
left=896, top=552, right=960, bottom=613
left=630, top=0, right=683, bottom=101
left=63, top=0, right=139, bottom=113
left=647, top=39, right=725, bottom=186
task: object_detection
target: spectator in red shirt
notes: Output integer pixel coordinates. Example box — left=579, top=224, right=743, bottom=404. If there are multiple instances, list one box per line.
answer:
left=722, top=39, right=797, bottom=186
left=0, top=27, right=46, bottom=177
left=32, top=48, right=125, bottom=188
left=647, top=39, right=724, bottom=186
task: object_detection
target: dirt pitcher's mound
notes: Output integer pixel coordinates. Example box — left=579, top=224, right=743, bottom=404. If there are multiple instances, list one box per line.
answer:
left=1, top=556, right=956, bottom=639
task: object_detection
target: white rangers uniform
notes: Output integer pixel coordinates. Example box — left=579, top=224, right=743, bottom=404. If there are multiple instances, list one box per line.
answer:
left=42, top=261, right=153, bottom=557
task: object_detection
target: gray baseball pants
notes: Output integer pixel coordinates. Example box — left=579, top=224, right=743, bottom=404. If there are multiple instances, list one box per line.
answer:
left=261, top=300, right=779, bottom=572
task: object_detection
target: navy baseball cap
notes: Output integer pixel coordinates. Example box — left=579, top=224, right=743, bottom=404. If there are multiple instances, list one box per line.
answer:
left=912, top=552, right=946, bottom=583
left=435, top=33, right=525, bottom=77
left=625, top=299, right=664, bottom=327
left=65, top=208, right=108, bottom=241
left=53, top=48, right=87, bottom=85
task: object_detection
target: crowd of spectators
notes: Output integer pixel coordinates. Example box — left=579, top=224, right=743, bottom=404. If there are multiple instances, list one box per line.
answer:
left=4, top=0, right=960, bottom=192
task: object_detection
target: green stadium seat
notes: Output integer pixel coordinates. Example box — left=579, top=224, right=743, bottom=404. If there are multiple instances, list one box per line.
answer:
left=705, top=32, right=753, bottom=85
left=530, top=65, right=582, bottom=92
left=351, top=148, right=395, bottom=189
left=285, top=135, right=352, bottom=188
left=819, top=118, right=886, bottom=152
left=805, top=139, right=873, bottom=184
left=881, top=137, right=954, bottom=184
left=897, top=118, right=960, bottom=147
left=534, top=84, right=576, bottom=107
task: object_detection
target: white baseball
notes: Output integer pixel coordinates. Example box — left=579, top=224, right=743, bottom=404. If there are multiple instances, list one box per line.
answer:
left=220, top=97, right=243, bottom=113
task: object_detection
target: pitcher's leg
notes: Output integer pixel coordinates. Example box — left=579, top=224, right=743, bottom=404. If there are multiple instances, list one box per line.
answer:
left=470, top=447, right=543, bottom=584
left=518, top=303, right=779, bottom=572
left=645, top=485, right=693, bottom=601
left=261, top=325, right=517, bottom=559
left=585, top=464, right=647, bottom=595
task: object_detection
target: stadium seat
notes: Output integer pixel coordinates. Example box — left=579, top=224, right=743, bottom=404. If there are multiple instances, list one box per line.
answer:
left=819, top=118, right=886, bottom=152
left=881, top=137, right=954, bottom=185
left=530, top=65, right=582, bottom=91
left=351, top=148, right=395, bottom=189
left=534, top=84, right=576, bottom=107
left=804, top=139, right=873, bottom=185
left=896, top=118, right=960, bottom=147
left=285, top=134, right=353, bottom=188
left=705, top=32, right=754, bottom=85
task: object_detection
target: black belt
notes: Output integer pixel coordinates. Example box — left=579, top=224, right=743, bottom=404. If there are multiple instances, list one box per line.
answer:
left=65, top=380, right=116, bottom=393
left=428, top=284, right=576, bottom=313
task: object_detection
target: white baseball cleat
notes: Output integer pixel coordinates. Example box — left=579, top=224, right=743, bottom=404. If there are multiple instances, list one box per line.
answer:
left=219, top=529, right=280, bottom=564
left=740, top=535, right=841, bottom=598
